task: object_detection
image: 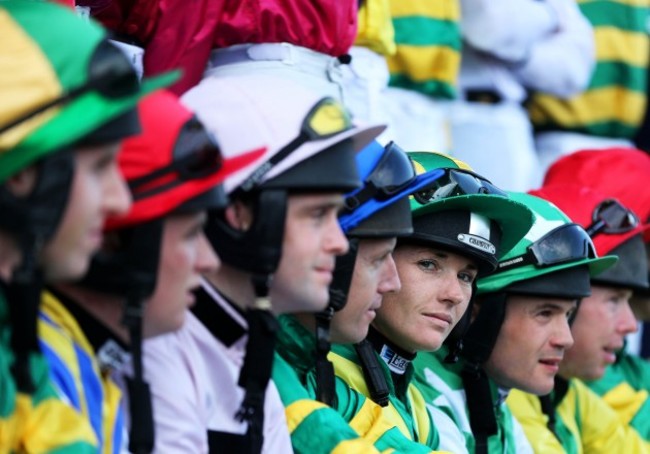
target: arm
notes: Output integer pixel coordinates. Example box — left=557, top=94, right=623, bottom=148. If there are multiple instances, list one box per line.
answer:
left=460, top=0, right=560, bottom=63
left=513, top=0, right=595, bottom=97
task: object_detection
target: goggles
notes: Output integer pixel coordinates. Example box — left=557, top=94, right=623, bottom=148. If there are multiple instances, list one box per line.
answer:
left=585, top=199, right=639, bottom=238
left=0, top=40, right=140, bottom=135
left=343, top=141, right=417, bottom=211
left=238, top=97, right=353, bottom=192
left=413, top=168, right=506, bottom=205
left=498, top=223, right=597, bottom=272
left=127, top=117, right=223, bottom=200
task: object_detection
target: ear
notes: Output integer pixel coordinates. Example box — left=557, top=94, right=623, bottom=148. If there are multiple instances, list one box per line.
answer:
left=470, top=300, right=481, bottom=323
left=224, top=199, right=254, bottom=231
left=5, top=165, right=37, bottom=197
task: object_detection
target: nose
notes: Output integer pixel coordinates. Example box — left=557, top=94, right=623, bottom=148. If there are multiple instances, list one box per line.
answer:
left=326, top=215, right=349, bottom=256
left=196, top=232, right=220, bottom=274
left=617, top=300, right=638, bottom=336
left=552, top=316, right=574, bottom=350
left=377, top=253, right=401, bottom=295
left=439, top=273, right=465, bottom=306
left=104, top=163, right=132, bottom=217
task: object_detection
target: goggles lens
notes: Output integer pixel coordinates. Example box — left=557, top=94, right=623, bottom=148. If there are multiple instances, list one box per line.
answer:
left=343, top=141, right=417, bottom=211
left=414, top=168, right=506, bottom=205
left=585, top=199, right=639, bottom=237
left=0, top=40, right=139, bottom=135
left=239, top=97, right=353, bottom=191
left=128, top=117, right=223, bottom=200
left=498, top=223, right=596, bottom=272
left=305, top=98, right=353, bottom=138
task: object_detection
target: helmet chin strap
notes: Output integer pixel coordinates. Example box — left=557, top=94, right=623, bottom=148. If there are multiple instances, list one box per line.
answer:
left=1, top=150, right=74, bottom=393
left=81, top=219, right=163, bottom=454
left=235, top=273, right=278, bottom=454
left=208, top=190, right=286, bottom=453
left=459, top=292, right=508, bottom=454
left=315, top=239, right=358, bottom=407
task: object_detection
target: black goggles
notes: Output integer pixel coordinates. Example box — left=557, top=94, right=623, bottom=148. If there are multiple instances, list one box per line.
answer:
left=0, top=40, right=140, bottom=135
left=498, top=223, right=597, bottom=272
left=238, top=97, right=353, bottom=192
left=127, top=117, right=223, bottom=200
left=585, top=199, right=639, bottom=238
left=413, top=168, right=506, bottom=205
left=343, top=141, right=417, bottom=211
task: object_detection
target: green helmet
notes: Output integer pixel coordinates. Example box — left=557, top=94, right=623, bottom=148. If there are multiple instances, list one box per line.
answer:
left=0, top=0, right=177, bottom=182
left=407, top=152, right=535, bottom=275
left=477, top=192, right=617, bottom=297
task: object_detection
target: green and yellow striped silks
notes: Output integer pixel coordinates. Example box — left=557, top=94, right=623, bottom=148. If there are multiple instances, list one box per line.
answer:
left=529, top=0, right=650, bottom=139
left=386, top=0, right=461, bottom=99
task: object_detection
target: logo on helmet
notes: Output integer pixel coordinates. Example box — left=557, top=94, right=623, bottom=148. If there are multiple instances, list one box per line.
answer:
left=458, top=233, right=496, bottom=255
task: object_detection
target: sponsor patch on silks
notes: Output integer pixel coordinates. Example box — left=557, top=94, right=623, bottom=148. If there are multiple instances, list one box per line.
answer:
left=97, top=339, right=131, bottom=372
left=380, top=345, right=410, bottom=375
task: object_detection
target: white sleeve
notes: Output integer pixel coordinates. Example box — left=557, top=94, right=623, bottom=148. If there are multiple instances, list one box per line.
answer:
left=514, top=0, right=595, bottom=97
left=460, top=0, right=560, bottom=63
left=144, top=334, right=209, bottom=454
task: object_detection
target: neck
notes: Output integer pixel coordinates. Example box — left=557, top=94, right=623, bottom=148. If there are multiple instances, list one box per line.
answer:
left=203, top=263, right=255, bottom=311
left=53, top=283, right=130, bottom=343
left=294, top=312, right=316, bottom=333
left=367, top=326, right=416, bottom=375
left=0, top=232, right=21, bottom=282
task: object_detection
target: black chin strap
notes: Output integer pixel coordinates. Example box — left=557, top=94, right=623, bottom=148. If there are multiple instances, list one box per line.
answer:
left=538, top=376, right=570, bottom=442
left=7, top=262, right=43, bottom=394
left=1, top=150, right=74, bottom=394
left=461, top=362, right=497, bottom=454
left=314, top=239, right=358, bottom=407
left=235, top=274, right=278, bottom=454
left=354, top=339, right=390, bottom=407
left=120, top=221, right=163, bottom=454
left=315, top=307, right=336, bottom=407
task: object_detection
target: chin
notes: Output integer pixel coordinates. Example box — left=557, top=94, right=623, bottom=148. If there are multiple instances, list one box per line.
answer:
left=44, top=257, right=90, bottom=283
left=520, top=380, right=554, bottom=396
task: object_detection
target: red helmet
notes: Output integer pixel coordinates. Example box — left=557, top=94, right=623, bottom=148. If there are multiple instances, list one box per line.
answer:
left=544, top=148, right=650, bottom=242
left=105, top=90, right=263, bottom=230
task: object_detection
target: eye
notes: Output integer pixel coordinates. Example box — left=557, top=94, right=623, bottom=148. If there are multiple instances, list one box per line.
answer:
left=417, top=259, right=438, bottom=271
left=458, top=271, right=476, bottom=284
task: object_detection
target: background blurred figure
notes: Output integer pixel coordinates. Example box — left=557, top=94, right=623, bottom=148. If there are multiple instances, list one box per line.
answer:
left=380, top=0, right=462, bottom=152
left=529, top=0, right=650, bottom=172
left=450, top=0, right=594, bottom=191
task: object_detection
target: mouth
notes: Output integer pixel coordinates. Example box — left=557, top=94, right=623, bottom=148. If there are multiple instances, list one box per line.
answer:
left=539, top=357, right=562, bottom=372
left=603, top=347, right=619, bottom=364
left=423, top=312, right=452, bottom=327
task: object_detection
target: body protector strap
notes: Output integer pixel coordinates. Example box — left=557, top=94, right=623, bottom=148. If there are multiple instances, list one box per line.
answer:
left=205, top=189, right=287, bottom=452
left=1, top=149, right=74, bottom=393
left=315, top=239, right=359, bottom=407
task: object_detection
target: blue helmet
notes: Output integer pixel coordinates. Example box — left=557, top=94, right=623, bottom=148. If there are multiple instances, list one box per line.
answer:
left=338, top=141, right=444, bottom=237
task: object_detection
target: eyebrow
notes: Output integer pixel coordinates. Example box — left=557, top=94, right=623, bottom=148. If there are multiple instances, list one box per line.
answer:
left=417, top=247, right=479, bottom=271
